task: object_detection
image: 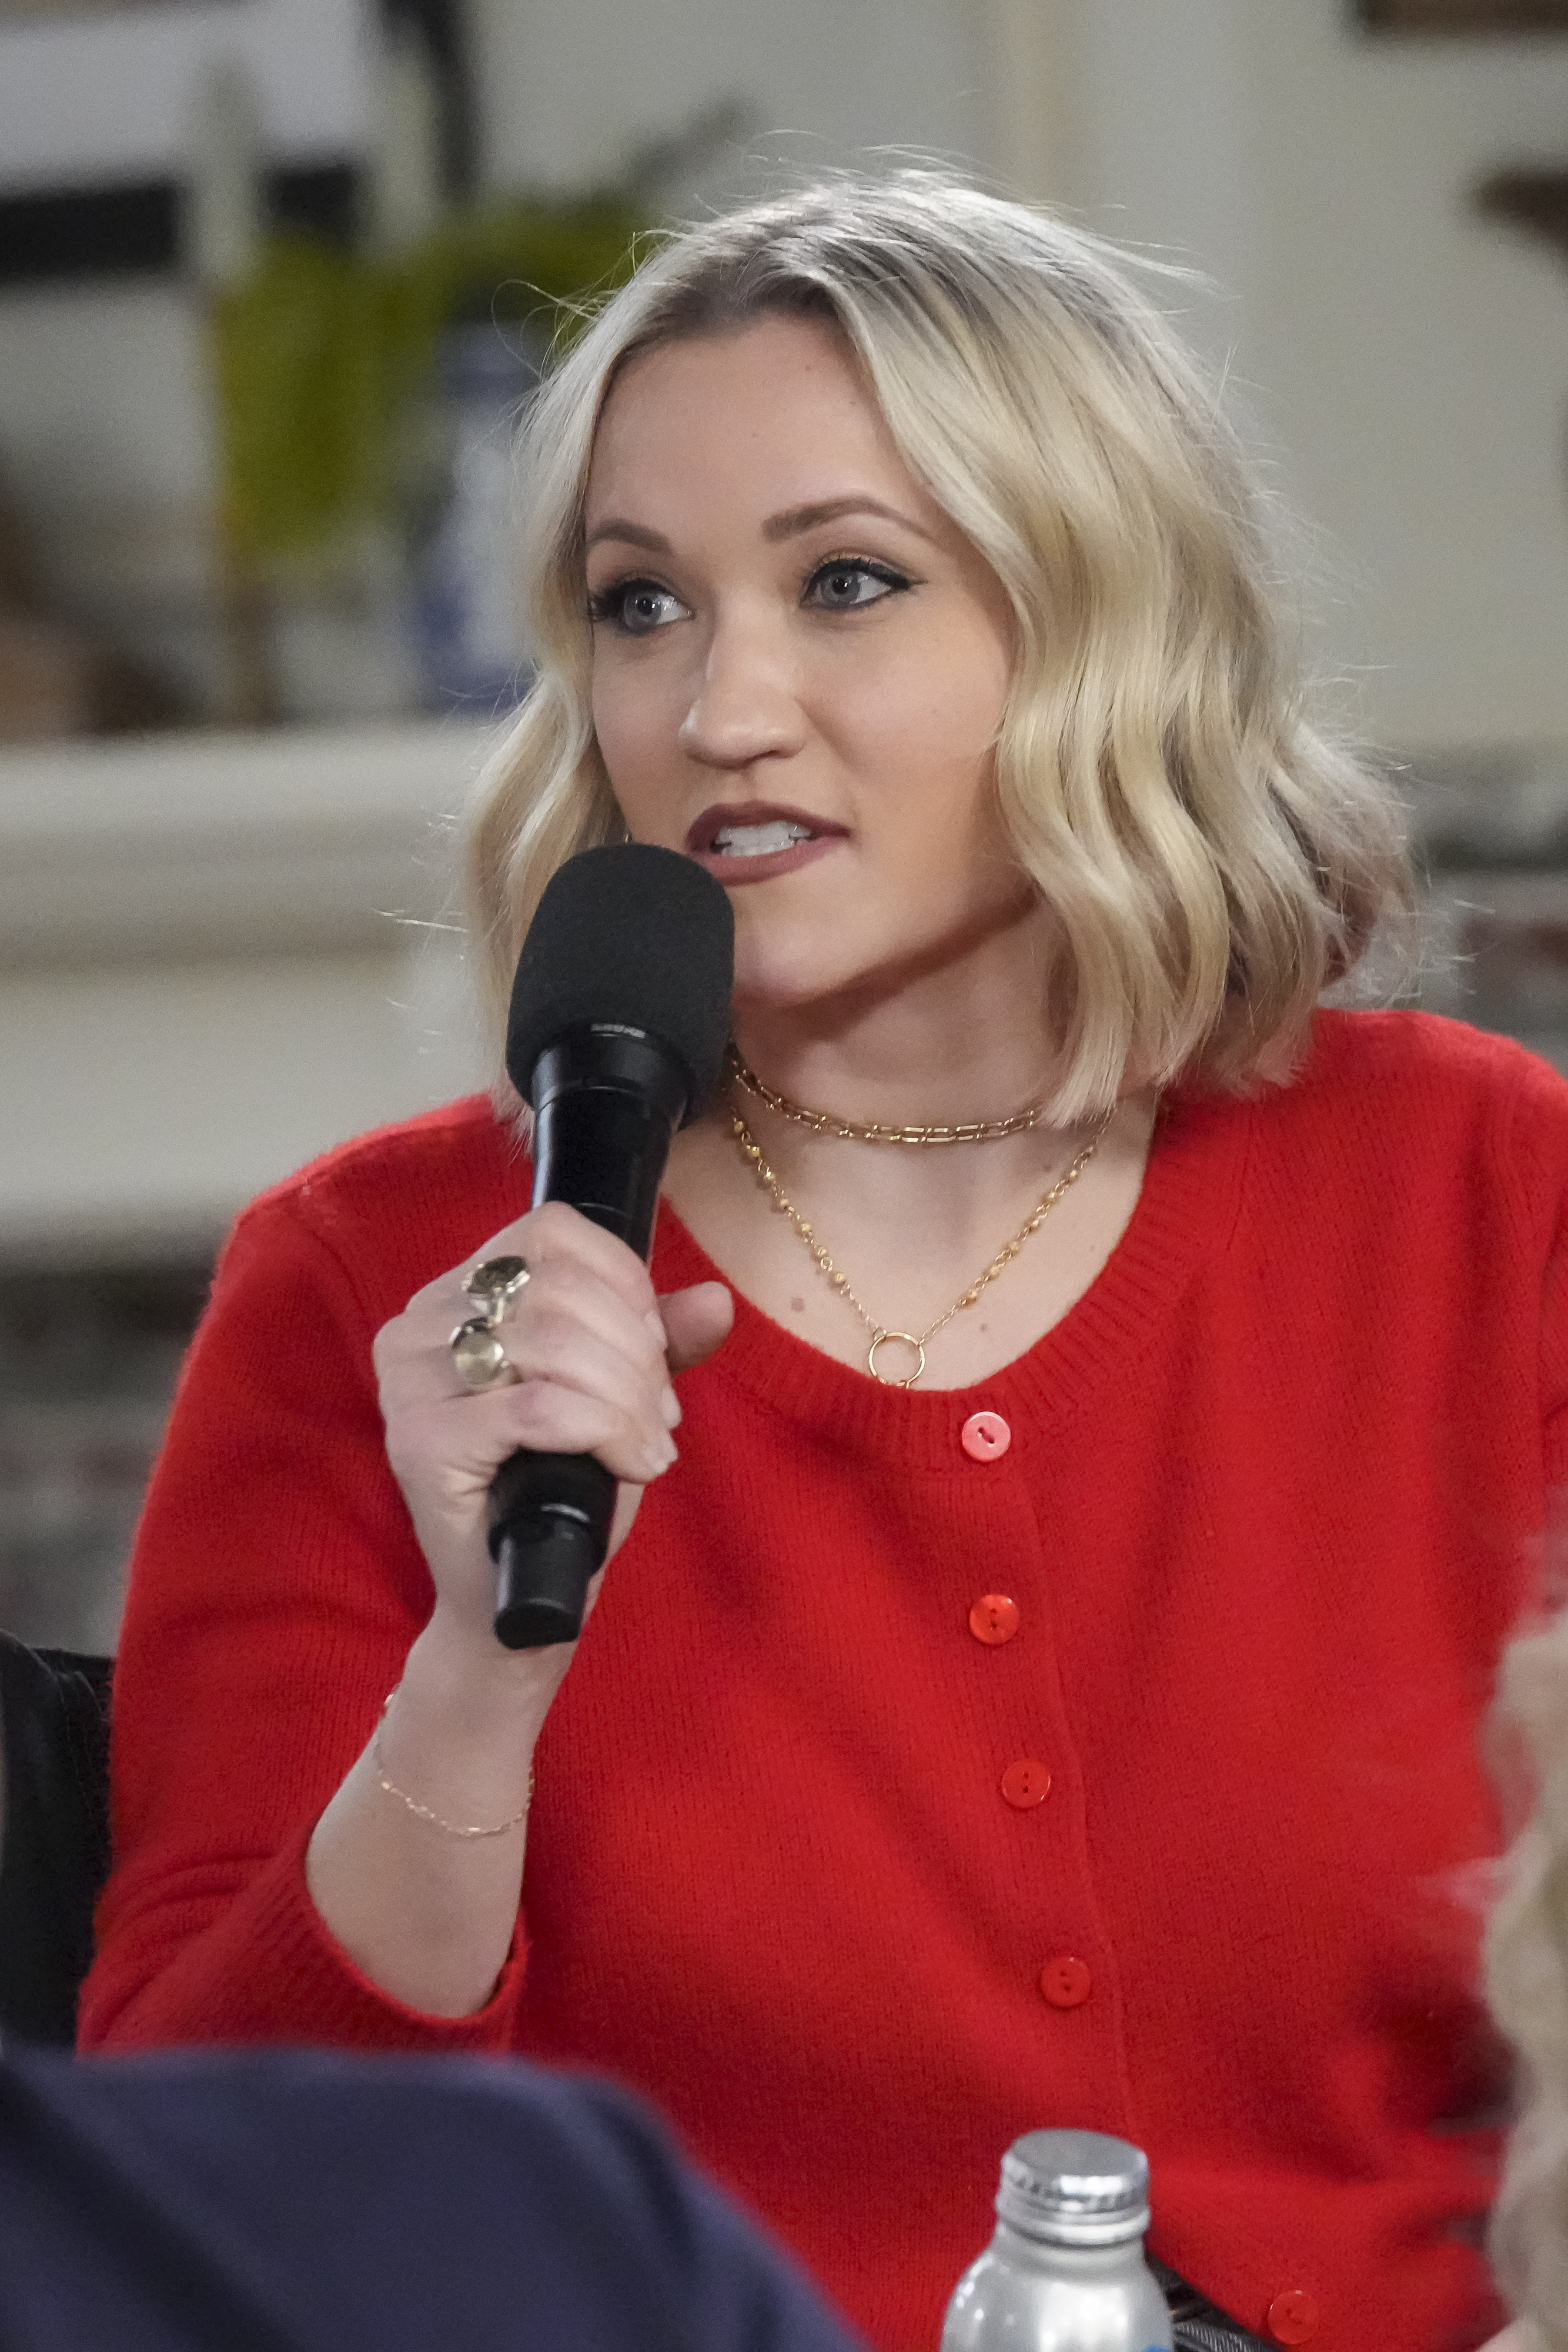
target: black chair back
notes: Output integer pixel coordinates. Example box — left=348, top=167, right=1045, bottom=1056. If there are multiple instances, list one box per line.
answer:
left=0, top=1633, right=113, bottom=2045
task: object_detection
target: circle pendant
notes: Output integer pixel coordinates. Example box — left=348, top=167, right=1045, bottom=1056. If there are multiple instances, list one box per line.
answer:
left=867, top=1331, right=927, bottom=1387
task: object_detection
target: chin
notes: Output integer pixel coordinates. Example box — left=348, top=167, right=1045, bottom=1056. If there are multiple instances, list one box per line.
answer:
left=731, top=936, right=856, bottom=1012
left=729, top=928, right=915, bottom=1020
left=730, top=963, right=844, bottom=1017
left=730, top=891, right=1021, bottom=1020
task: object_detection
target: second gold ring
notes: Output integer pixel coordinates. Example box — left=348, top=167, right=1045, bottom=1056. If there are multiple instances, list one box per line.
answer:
left=449, top=1254, right=531, bottom=1391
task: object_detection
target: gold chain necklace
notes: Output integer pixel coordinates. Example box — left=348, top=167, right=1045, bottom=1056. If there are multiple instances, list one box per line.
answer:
left=727, top=1044, right=1051, bottom=1146
left=728, top=1098, right=1115, bottom=1387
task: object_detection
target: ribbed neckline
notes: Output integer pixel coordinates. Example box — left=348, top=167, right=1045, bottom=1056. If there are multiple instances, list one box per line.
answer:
left=653, top=1079, right=1256, bottom=1475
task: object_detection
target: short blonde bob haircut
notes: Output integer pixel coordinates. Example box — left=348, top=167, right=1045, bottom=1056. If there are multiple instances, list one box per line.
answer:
left=466, top=172, right=1413, bottom=1121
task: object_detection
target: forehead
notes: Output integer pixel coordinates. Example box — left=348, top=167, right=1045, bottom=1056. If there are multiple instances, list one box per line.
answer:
left=584, top=316, right=918, bottom=522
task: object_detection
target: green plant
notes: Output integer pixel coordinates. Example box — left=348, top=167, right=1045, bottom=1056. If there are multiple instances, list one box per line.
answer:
left=211, top=194, right=646, bottom=562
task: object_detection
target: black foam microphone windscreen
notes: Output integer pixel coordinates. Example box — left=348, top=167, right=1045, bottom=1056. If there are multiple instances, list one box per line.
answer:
left=505, top=843, right=735, bottom=1124
left=489, top=844, right=734, bottom=1647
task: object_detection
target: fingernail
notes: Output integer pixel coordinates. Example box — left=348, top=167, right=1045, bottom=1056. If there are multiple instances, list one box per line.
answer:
left=660, top=1386, right=681, bottom=1429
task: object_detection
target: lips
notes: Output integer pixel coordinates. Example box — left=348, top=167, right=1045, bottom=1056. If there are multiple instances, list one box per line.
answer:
left=685, top=801, right=845, bottom=857
left=685, top=800, right=850, bottom=886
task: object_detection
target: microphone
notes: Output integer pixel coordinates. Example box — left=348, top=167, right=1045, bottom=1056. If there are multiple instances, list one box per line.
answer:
left=488, top=843, right=734, bottom=1650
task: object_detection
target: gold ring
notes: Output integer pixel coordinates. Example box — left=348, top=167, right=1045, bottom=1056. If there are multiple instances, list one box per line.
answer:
left=867, top=1331, right=926, bottom=1388
left=449, top=1318, right=516, bottom=1390
left=463, top=1255, right=530, bottom=1325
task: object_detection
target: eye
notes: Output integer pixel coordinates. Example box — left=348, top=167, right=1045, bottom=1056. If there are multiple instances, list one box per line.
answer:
left=587, top=577, right=691, bottom=635
left=803, top=556, right=911, bottom=612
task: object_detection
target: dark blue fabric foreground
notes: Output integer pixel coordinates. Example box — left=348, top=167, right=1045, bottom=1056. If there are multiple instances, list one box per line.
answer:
left=0, top=2044, right=867, bottom=2352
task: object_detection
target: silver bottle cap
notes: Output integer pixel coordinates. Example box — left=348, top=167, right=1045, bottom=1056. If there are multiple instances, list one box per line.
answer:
left=995, top=2130, right=1152, bottom=2248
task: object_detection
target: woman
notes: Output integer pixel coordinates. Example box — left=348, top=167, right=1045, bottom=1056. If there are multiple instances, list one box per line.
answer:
left=80, top=178, right=1560, bottom=2352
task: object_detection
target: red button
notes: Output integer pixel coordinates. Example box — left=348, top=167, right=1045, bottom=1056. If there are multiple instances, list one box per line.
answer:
left=1039, top=1956, right=1092, bottom=2008
left=1000, top=1758, right=1051, bottom=1808
left=1265, top=2290, right=1318, bottom=2345
left=969, top=1594, right=1021, bottom=1645
left=960, top=1410, right=1011, bottom=1462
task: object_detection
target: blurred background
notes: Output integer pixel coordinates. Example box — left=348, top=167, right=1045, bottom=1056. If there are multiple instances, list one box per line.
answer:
left=2, top=0, right=1566, bottom=1652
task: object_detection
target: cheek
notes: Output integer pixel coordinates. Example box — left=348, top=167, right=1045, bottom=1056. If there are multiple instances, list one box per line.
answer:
left=590, top=666, right=666, bottom=806
left=844, top=634, right=1011, bottom=828
left=849, top=608, right=1008, bottom=756
left=589, top=669, right=629, bottom=764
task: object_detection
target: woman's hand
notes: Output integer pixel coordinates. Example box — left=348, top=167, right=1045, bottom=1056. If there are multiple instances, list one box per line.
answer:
left=374, top=1200, right=733, bottom=1662
left=304, top=1207, right=731, bottom=2019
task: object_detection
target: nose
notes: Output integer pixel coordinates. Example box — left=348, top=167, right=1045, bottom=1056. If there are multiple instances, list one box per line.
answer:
left=677, top=607, right=805, bottom=773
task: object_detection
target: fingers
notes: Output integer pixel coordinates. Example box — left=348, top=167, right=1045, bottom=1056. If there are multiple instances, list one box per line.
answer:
left=378, top=1205, right=667, bottom=1405
left=657, top=1281, right=735, bottom=1374
left=407, top=1200, right=657, bottom=1329
left=373, top=1218, right=738, bottom=1603
left=406, top=1375, right=674, bottom=1494
left=374, top=1202, right=686, bottom=1518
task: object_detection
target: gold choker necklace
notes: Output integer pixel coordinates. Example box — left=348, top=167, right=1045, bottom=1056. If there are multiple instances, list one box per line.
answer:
left=726, top=1044, right=1050, bottom=1147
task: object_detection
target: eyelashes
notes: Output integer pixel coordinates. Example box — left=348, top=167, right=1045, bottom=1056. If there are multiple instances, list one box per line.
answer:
left=586, top=580, right=687, bottom=633
left=586, top=554, right=916, bottom=634
left=804, top=556, right=912, bottom=613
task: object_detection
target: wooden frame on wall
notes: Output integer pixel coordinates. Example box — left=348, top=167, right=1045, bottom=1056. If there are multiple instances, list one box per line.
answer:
left=0, top=0, right=473, bottom=286
left=0, top=2, right=221, bottom=16
left=1357, top=0, right=1568, bottom=28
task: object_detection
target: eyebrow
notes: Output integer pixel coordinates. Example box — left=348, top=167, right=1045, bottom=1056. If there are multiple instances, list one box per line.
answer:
left=584, top=519, right=672, bottom=556
left=763, top=496, right=934, bottom=546
left=583, top=495, right=935, bottom=557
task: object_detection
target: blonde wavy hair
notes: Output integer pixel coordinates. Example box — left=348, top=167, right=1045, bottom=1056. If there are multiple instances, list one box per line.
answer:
left=466, top=172, right=1413, bottom=1120
left=1486, top=1603, right=1568, bottom=2349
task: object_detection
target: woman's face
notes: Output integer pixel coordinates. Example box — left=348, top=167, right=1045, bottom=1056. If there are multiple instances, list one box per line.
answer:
left=583, top=315, right=1028, bottom=1017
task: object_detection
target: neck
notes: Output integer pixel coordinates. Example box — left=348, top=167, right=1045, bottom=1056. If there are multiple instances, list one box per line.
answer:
left=728, top=908, right=1066, bottom=1139
left=661, top=901, right=1160, bottom=1384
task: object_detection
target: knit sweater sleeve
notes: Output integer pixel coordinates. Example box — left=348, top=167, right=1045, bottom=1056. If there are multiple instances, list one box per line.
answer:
left=1494, top=1042, right=1568, bottom=1489
left=78, top=1185, right=528, bottom=2052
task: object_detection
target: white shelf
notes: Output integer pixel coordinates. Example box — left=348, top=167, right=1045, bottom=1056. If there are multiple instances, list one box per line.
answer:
left=0, top=719, right=505, bottom=1261
left=0, top=717, right=500, bottom=964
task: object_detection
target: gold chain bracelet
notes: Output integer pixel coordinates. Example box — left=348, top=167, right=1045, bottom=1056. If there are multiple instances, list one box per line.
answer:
left=371, top=1692, right=534, bottom=1839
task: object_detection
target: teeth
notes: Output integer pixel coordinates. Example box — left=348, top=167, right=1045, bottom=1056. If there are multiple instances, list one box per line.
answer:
left=711, top=820, right=814, bottom=857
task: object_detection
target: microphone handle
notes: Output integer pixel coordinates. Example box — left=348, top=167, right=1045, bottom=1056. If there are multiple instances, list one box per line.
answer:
left=490, top=1449, right=618, bottom=1652
left=489, top=1033, right=684, bottom=1649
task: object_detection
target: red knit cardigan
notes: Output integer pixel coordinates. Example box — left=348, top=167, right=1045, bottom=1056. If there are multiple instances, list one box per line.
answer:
left=80, top=1010, right=1568, bottom=2352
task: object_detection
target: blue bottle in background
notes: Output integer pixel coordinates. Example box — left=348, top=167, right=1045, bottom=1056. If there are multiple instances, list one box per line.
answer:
left=410, top=320, right=546, bottom=714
